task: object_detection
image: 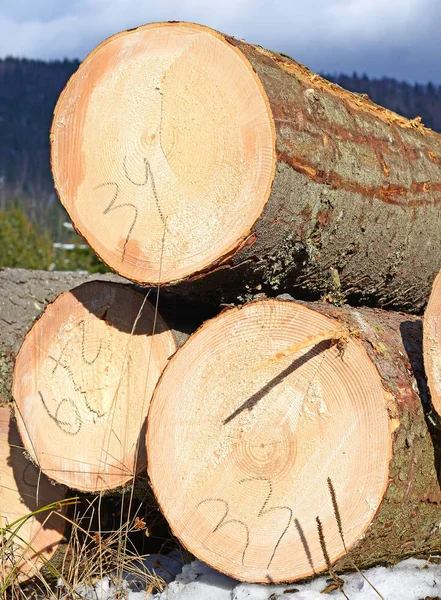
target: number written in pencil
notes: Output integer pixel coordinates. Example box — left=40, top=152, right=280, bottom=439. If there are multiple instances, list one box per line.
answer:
left=197, top=477, right=292, bottom=570
left=95, top=155, right=166, bottom=261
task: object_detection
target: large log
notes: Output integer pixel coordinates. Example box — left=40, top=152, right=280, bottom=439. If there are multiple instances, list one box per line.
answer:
left=51, top=22, right=441, bottom=312
left=147, top=298, right=441, bottom=583
left=0, top=407, right=66, bottom=584
left=12, top=281, right=176, bottom=492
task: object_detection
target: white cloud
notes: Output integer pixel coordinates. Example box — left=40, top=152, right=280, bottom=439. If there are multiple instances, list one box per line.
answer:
left=0, top=0, right=440, bottom=82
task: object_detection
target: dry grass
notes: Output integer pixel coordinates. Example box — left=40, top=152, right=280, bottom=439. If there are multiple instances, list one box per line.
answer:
left=314, top=478, right=385, bottom=600
left=1, top=467, right=189, bottom=599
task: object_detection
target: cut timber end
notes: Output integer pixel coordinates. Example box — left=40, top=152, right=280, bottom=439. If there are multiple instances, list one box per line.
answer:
left=51, top=23, right=441, bottom=311
left=12, top=281, right=176, bottom=492
left=147, top=299, right=391, bottom=583
left=0, top=407, right=66, bottom=583
left=51, top=22, right=276, bottom=285
left=424, top=270, right=441, bottom=416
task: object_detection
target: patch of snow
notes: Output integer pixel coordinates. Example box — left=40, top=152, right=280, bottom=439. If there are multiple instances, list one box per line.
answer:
left=153, top=561, right=233, bottom=600
left=45, top=555, right=441, bottom=600
left=53, top=242, right=88, bottom=250
left=125, top=550, right=189, bottom=591
left=149, top=557, right=441, bottom=600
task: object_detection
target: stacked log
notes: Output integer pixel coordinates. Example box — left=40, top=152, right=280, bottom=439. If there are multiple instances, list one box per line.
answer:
left=147, top=298, right=440, bottom=583
left=50, top=22, right=441, bottom=312
left=424, top=271, right=441, bottom=417
left=12, top=281, right=176, bottom=492
left=5, top=19, right=441, bottom=591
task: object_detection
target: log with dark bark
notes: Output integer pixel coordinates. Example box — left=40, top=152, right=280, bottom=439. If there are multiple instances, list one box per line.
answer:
left=147, top=297, right=441, bottom=583
left=52, top=22, right=441, bottom=312
left=0, top=406, right=66, bottom=584
left=12, top=280, right=177, bottom=492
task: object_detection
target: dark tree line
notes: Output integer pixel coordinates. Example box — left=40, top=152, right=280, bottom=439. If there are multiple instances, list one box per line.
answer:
left=0, top=57, right=79, bottom=238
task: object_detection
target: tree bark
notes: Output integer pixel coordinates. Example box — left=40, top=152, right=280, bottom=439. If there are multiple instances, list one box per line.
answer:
left=52, top=22, right=441, bottom=312
left=147, top=297, right=441, bottom=583
left=0, top=406, right=66, bottom=584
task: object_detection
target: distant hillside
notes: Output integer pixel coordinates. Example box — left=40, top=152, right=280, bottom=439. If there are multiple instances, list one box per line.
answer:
left=0, top=58, right=79, bottom=237
left=1, top=57, right=441, bottom=234
left=0, top=58, right=78, bottom=195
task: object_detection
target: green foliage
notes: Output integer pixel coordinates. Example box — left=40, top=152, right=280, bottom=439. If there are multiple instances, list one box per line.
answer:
left=0, top=204, right=109, bottom=273
left=52, top=244, right=109, bottom=273
left=0, top=205, right=52, bottom=269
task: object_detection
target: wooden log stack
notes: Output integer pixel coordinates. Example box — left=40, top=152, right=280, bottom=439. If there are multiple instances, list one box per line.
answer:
left=4, top=20, right=441, bottom=587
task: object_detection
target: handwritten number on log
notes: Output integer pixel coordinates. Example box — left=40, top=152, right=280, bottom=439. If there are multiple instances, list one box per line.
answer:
left=38, top=391, right=82, bottom=435
left=94, top=181, right=138, bottom=261
left=196, top=498, right=250, bottom=566
left=123, top=155, right=149, bottom=186
left=79, top=319, right=102, bottom=365
left=240, top=477, right=293, bottom=569
left=197, top=478, right=292, bottom=569
left=48, top=320, right=107, bottom=420
left=123, top=155, right=166, bottom=226
left=95, top=155, right=165, bottom=261
left=49, top=341, right=69, bottom=374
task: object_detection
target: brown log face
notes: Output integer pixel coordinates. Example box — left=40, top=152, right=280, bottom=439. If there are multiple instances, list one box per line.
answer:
left=13, top=282, right=176, bottom=492
left=0, top=407, right=66, bottom=583
left=147, top=300, right=391, bottom=583
left=424, top=271, right=441, bottom=416
left=51, top=22, right=275, bottom=285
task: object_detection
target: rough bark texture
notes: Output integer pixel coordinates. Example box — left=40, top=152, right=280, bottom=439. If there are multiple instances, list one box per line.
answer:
left=172, top=30, right=441, bottom=314
left=0, top=268, right=212, bottom=405
left=285, top=297, right=441, bottom=571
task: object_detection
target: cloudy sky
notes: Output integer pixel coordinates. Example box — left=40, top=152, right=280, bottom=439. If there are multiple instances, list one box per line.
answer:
left=0, top=0, right=440, bottom=83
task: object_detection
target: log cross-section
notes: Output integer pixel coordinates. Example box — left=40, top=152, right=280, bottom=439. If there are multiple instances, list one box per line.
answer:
left=52, top=22, right=441, bottom=311
left=0, top=407, right=66, bottom=584
left=147, top=298, right=441, bottom=583
left=424, top=270, right=441, bottom=416
left=12, top=281, right=176, bottom=492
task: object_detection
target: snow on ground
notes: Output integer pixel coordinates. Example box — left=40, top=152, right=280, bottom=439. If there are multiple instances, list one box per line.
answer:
left=65, top=555, right=441, bottom=600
